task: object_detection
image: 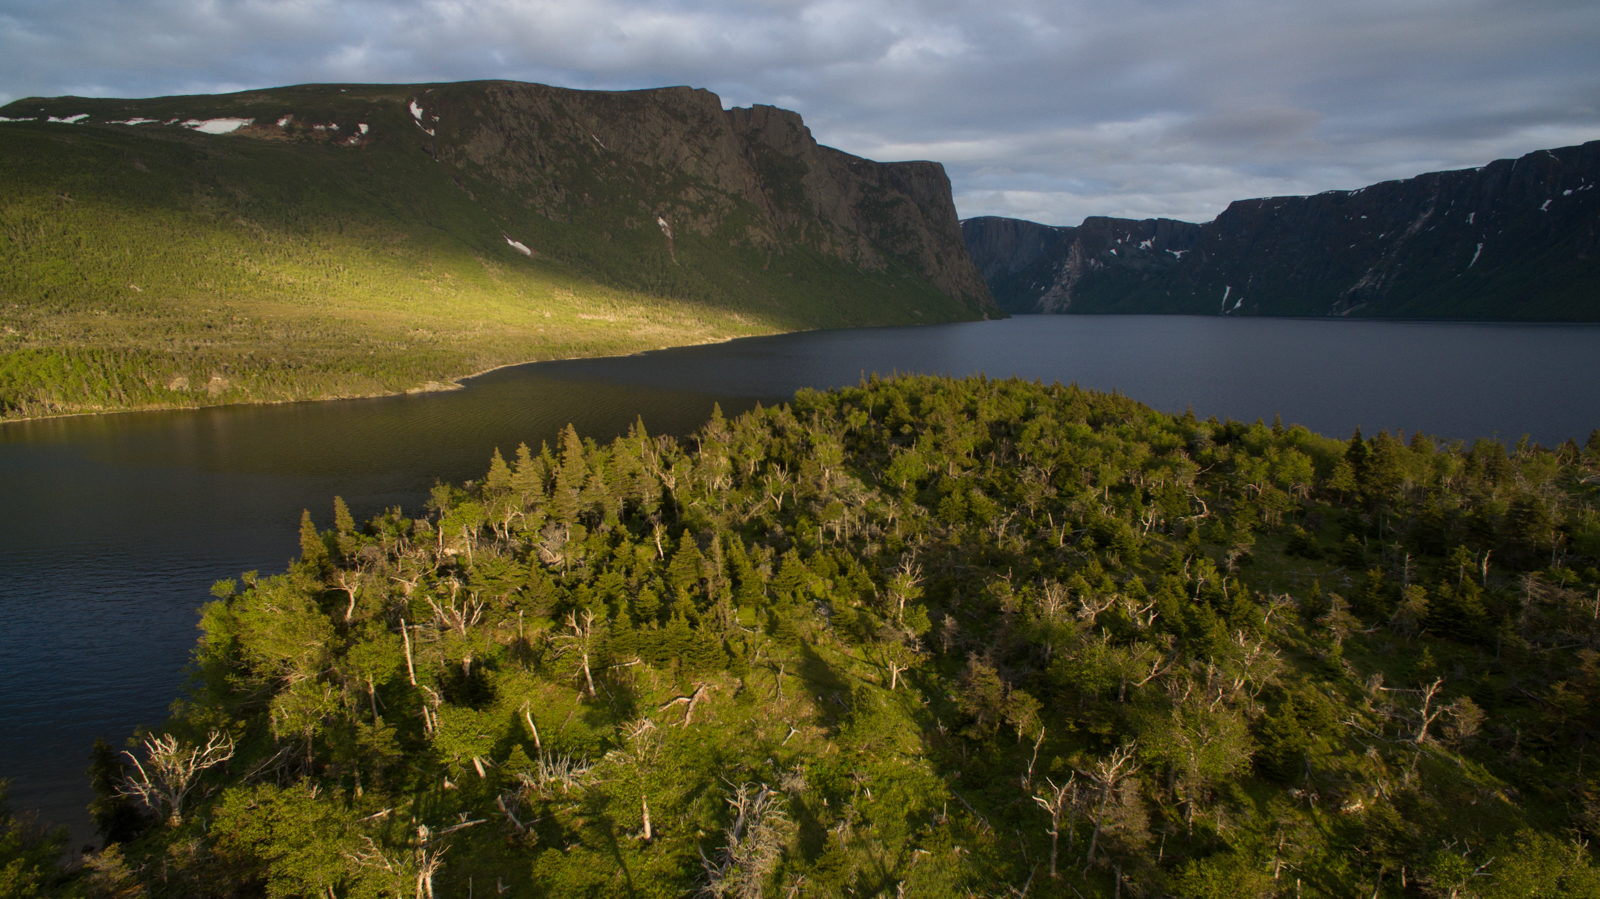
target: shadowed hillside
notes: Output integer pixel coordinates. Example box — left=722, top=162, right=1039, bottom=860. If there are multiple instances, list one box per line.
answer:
left=965, top=141, right=1600, bottom=319
left=0, top=81, right=996, bottom=419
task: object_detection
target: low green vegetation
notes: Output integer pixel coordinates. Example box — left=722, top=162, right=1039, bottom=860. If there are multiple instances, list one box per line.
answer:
left=17, top=374, right=1600, bottom=897
left=0, top=86, right=979, bottom=420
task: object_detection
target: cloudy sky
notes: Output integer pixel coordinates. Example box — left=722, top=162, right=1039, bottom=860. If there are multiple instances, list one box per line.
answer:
left=3, top=0, right=1598, bottom=225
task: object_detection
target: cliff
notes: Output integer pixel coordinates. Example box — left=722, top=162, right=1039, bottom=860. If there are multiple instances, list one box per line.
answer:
left=0, top=81, right=996, bottom=416
left=410, top=82, right=994, bottom=316
left=964, top=141, right=1600, bottom=319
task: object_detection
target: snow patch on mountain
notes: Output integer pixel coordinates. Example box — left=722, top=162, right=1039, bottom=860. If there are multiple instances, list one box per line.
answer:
left=182, top=118, right=252, bottom=134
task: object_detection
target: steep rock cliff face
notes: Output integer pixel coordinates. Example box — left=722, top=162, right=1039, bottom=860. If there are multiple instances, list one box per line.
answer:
left=964, top=141, right=1600, bottom=320
left=962, top=215, right=1201, bottom=313
left=411, top=81, right=995, bottom=317
left=961, top=216, right=1067, bottom=282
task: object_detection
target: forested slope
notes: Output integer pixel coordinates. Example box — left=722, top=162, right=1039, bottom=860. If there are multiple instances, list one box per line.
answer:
left=0, top=82, right=994, bottom=420
left=10, top=375, right=1600, bottom=897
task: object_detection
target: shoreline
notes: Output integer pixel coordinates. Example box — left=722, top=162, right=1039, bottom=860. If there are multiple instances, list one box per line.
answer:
left=0, top=312, right=1004, bottom=427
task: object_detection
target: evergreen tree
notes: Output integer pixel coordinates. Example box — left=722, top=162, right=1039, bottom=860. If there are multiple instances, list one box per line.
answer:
left=632, top=584, right=661, bottom=625
left=511, top=442, right=546, bottom=503
left=485, top=448, right=513, bottom=494
left=297, top=509, right=330, bottom=574
left=1345, top=427, right=1370, bottom=492
left=88, top=738, right=146, bottom=845
left=552, top=424, right=587, bottom=523
left=332, top=496, right=356, bottom=537
left=666, top=531, right=705, bottom=606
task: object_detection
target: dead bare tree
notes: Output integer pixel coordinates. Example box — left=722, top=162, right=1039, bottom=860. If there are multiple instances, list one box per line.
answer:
left=553, top=609, right=600, bottom=698
left=1412, top=678, right=1447, bottom=745
left=1230, top=630, right=1283, bottom=703
left=1121, top=593, right=1160, bottom=630
left=1033, top=774, right=1080, bottom=878
left=535, top=522, right=569, bottom=568
left=1379, top=677, right=1449, bottom=745
left=517, top=752, right=594, bottom=799
left=334, top=567, right=366, bottom=622
left=119, top=730, right=235, bottom=826
left=400, top=618, right=418, bottom=686
left=876, top=640, right=920, bottom=691
left=493, top=792, right=531, bottom=836
left=343, top=835, right=414, bottom=897
left=887, top=555, right=925, bottom=643
left=699, top=783, right=793, bottom=899
left=1075, top=591, right=1119, bottom=622
left=406, top=816, right=486, bottom=899
left=413, top=825, right=446, bottom=899
left=1036, top=580, right=1069, bottom=624
left=1023, top=726, right=1047, bottom=789
left=1081, top=742, right=1140, bottom=866
left=661, top=683, right=714, bottom=727
left=762, top=466, right=791, bottom=513
left=423, top=580, right=484, bottom=638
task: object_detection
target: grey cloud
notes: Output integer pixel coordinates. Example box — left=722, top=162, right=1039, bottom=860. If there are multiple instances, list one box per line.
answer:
left=1166, top=107, right=1324, bottom=151
left=2, top=0, right=1598, bottom=225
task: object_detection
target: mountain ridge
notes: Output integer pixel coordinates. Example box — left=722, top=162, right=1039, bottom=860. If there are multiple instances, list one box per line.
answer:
left=0, top=80, right=996, bottom=419
left=964, top=141, right=1600, bottom=319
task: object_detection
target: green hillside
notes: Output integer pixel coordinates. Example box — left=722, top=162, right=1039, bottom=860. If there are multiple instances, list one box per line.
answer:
left=10, top=375, right=1600, bottom=897
left=0, top=82, right=993, bottom=420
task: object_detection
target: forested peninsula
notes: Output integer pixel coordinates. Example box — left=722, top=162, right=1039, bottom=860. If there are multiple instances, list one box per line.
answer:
left=0, top=81, right=994, bottom=421
left=6, top=374, right=1600, bottom=897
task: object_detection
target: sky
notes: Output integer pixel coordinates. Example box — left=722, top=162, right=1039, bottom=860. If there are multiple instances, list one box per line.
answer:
left=3, top=0, right=1598, bottom=226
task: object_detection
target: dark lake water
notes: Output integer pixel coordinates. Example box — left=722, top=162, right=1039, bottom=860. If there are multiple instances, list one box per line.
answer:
left=3, top=314, right=1599, bottom=847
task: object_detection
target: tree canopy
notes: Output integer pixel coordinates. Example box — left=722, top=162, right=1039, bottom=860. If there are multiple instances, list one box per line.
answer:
left=27, top=374, right=1600, bottom=897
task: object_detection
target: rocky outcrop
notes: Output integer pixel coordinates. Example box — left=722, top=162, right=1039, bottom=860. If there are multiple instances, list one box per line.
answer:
left=414, top=81, right=996, bottom=317
left=964, top=141, right=1600, bottom=320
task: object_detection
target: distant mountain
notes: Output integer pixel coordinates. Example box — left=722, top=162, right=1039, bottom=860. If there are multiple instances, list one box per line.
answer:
left=964, top=141, right=1600, bottom=319
left=0, top=81, right=995, bottom=418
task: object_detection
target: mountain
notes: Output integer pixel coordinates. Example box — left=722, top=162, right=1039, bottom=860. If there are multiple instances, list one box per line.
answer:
left=964, top=141, right=1600, bottom=319
left=0, top=81, right=996, bottom=418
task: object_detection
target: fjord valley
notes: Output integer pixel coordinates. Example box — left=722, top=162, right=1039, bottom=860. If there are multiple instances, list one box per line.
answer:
left=964, top=141, right=1600, bottom=319
left=10, top=373, right=1600, bottom=898
left=6, top=76, right=1600, bottom=899
left=0, top=80, right=995, bottom=420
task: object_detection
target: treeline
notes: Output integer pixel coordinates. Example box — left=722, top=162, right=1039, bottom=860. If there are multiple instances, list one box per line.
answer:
left=12, top=374, right=1600, bottom=897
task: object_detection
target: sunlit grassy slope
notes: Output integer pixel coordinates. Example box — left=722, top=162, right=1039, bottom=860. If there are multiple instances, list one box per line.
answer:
left=0, top=84, right=984, bottom=419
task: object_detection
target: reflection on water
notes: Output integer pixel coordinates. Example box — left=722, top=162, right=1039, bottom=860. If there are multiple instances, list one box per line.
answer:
left=2, top=314, right=1598, bottom=844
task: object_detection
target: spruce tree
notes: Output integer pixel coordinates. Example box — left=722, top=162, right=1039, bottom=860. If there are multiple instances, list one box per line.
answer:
left=485, top=448, right=513, bottom=494
left=297, top=509, right=330, bottom=574
left=666, top=531, right=705, bottom=605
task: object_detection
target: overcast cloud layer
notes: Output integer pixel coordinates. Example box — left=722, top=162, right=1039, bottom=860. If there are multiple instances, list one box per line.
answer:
left=4, top=0, right=1598, bottom=225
